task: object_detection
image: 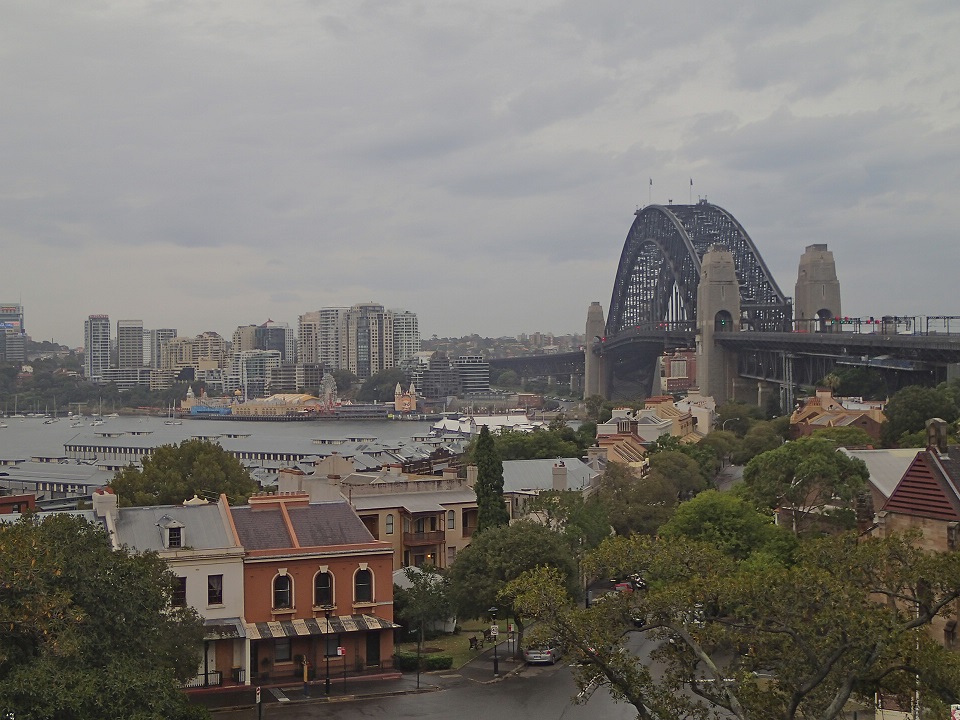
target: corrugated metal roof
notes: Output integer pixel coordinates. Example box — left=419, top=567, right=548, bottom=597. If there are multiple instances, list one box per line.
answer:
left=843, top=448, right=919, bottom=500
left=231, top=501, right=374, bottom=550
left=113, top=503, right=237, bottom=553
left=351, top=489, right=477, bottom=511
left=502, top=458, right=597, bottom=492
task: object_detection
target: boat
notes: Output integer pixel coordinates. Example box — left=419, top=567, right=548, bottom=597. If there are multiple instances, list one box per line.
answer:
left=164, top=402, right=183, bottom=425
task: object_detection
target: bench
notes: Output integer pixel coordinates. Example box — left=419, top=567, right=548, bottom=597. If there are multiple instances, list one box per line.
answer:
left=469, top=635, right=484, bottom=651
left=482, top=628, right=494, bottom=644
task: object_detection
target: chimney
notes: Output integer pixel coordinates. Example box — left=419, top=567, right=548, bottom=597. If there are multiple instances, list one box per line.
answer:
left=442, top=466, right=458, bottom=480
left=92, top=487, right=119, bottom=522
left=926, top=418, right=949, bottom=456
left=466, top=465, right=478, bottom=487
left=552, top=462, right=567, bottom=492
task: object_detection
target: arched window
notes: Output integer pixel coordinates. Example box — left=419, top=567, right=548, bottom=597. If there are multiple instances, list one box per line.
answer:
left=354, top=568, right=373, bottom=603
left=314, top=571, right=333, bottom=607
left=273, top=574, right=293, bottom=609
left=385, top=514, right=394, bottom=535
left=447, top=510, right=455, bottom=530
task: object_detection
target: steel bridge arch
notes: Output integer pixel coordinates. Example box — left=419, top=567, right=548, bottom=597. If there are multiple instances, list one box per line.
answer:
left=607, top=201, right=792, bottom=336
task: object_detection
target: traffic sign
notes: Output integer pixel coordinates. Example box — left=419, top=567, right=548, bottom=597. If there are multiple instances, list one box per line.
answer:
left=256, top=686, right=261, bottom=704
left=490, top=624, right=499, bottom=636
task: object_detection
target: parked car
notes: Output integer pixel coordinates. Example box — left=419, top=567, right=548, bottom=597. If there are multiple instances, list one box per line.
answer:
left=523, top=644, right=563, bottom=665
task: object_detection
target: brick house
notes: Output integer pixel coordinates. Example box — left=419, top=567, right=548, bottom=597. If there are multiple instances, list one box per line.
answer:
left=224, top=492, right=397, bottom=683
left=874, top=419, right=960, bottom=648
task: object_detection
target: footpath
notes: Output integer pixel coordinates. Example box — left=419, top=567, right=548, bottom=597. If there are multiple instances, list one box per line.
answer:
left=190, top=639, right=523, bottom=714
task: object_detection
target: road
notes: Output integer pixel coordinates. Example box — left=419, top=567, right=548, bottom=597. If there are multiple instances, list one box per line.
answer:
left=215, top=647, right=648, bottom=720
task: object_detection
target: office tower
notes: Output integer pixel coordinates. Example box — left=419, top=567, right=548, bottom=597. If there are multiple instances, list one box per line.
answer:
left=344, top=303, right=394, bottom=380
left=453, top=354, right=490, bottom=394
left=117, top=320, right=145, bottom=368
left=84, top=315, right=111, bottom=382
left=0, top=303, right=25, bottom=334
left=392, top=309, right=420, bottom=366
left=256, top=320, right=295, bottom=361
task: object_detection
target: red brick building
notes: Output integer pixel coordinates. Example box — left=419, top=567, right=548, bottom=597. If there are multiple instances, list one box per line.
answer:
left=225, top=493, right=397, bottom=683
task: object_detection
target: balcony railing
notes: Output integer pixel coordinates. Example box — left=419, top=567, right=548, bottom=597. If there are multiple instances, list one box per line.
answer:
left=181, top=670, right=223, bottom=689
left=403, top=530, right=445, bottom=546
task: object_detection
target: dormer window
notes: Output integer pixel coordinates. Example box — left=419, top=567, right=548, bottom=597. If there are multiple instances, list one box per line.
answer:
left=158, top=515, right=186, bottom=549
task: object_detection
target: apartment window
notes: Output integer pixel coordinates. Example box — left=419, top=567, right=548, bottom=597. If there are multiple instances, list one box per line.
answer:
left=354, top=568, right=373, bottom=603
left=207, top=574, right=223, bottom=605
left=447, top=510, right=455, bottom=530
left=385, top=514, right=394, bottom=535
left=314, top=571, right=333, bottom=607
left=275, top=638, right=292, bottom=663
left=446, top=546, right=456, bottom=565
left=273, top=574, right=293, bottom=609
left=172, top=576, right=187, bottom=607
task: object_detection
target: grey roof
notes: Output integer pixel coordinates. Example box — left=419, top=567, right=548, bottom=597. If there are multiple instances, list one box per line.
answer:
left=351, top=489, right=477, bottom=512
left=0, top=461, right=113, bottom=487
left=842, top=448, right=921, bottom=499
left=502, top=457, right=598, bottom=493
left=113, top=503, right=237, bottom=553
left=230, top=501, right=375, bottom=550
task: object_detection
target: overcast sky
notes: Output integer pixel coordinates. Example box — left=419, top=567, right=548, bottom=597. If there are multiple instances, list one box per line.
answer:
left=3, top=1, right=959, bottom=347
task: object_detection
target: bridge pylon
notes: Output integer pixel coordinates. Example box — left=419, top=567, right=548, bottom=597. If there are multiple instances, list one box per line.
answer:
left=795, top=244, right=841, bottom=332
left=696, top=245, right=741, bottom=404
left=584, top=301, right=606, bottom=398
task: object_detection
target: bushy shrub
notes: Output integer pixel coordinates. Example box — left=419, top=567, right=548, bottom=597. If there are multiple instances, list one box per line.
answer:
left=393, top=650, right=453, bottom=671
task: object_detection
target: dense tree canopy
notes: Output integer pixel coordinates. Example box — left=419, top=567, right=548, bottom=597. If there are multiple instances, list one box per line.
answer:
left=595, top=462, right=677, bottom=537
left=110, top=439, right=259, bottom=506
left=0, top=514, right=206, bottom=720
left=741, top=437, right=869, bottom=535
left=659, top=490, right=797, bottom=561
left=448, top=520, right=576, bottom=655
left=881, top=384, right=959, bottom=447
left=356, top=368, right=409, bottom=402
left=509, top=531, right=960, bottom=720
left=810, top=425, right=876, bottom=448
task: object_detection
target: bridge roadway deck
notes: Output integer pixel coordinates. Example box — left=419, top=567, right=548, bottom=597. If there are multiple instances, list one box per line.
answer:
left=715, top=331, right=960, bottom=363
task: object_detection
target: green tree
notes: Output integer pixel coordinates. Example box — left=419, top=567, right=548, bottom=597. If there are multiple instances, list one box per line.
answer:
left=356, top=368, right=408, bottom=402
left=449, top=520, right=577, bottom=656
left=596, top=462, right=676, bottom=536
left=583, top=394, right=606, bottom=422
left=810, top=425, right=876, bottom=447
left=509, top=532, right=960, bottom=720
left=526, top=489, right=610, bottom=555
left=474, top=426, right=509, bottom=532
left=110, top=439, right=259, bottom=506
left=648, top=451, right=707, bottom=497
left=0, top=514, right=207, bottom=720
left=730, top=420, right=783, bottom=465
left=741, top=437, right=869, bottom=535
left=393, top=566, right=451, bottom=685
left=881, top=384, right=958, bottom=447
left=659, top=490, right=796, bottom=561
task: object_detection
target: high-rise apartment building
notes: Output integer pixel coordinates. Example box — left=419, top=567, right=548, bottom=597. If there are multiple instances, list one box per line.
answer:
left=344, top=303, right=394, bottom=380
left=318, top=307, right=349, bottom=371
left=149, top=328, right=178, bottom=368
left=392, top=309, right=420, bottom=366
left=453, top=354, right=490, bottom=394
left=84, top=315, right=111, bottom=382
left=256, top=320, right=295, bottom=361
left=117, top=320, right=145, bottom=368
left=297, top=311, right=321, bottom=365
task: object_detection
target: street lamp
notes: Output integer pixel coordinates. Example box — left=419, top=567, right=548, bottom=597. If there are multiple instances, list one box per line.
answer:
left=324, top=607, right=332, bottom=695
left=721, top=417, right=740, bottom=432
left=489, top=606, right=499, bottom=677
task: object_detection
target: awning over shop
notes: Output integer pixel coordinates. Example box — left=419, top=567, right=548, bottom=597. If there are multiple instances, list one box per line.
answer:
left=245, top=614, right=399, bottom=641
left=204, top=617, right=246, bottom=641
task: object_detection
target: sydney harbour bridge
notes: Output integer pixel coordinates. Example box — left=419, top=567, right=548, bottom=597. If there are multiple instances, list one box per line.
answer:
left=491, top=200, right=960, bottom=404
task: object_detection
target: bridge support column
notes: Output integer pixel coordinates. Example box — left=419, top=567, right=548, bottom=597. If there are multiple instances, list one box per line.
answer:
left=757, top=382, right=774, bottom=413
left=696, top=246, right=741, bottom=405
left=584, top=302, right=606, bottom=399
left=731, top=377, right=753, bottom=404
left=795, top=244, right=841, bottom=332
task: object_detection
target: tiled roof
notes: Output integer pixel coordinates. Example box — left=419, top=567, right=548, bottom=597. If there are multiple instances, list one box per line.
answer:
left=882, top=448, right=960, bottom=521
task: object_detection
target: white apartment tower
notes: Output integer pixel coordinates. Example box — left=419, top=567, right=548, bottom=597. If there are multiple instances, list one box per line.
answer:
left=297, top=311, right=321, bottom=365
left=318, top=307, right=349, bottom=371
left=117, top=320, right=145, bottom=368
left=84, top=315, right=111, bottom=382
left=149, top=328, right=178, bottom=368
left=392, top=309, right=420, bottom=366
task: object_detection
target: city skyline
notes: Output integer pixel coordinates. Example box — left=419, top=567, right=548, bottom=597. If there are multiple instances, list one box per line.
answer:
left=3, top=2, right=959, bottom=347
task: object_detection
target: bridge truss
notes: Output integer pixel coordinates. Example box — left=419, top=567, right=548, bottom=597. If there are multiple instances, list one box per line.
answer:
left=606, top=201, right=792, bottom=335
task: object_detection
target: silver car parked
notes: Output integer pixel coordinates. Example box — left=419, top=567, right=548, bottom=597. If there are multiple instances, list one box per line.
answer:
left=523, top=645, right=563, bottom=664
